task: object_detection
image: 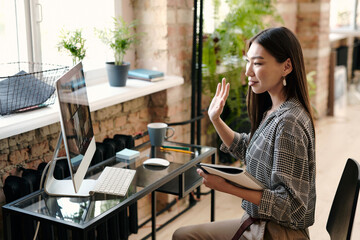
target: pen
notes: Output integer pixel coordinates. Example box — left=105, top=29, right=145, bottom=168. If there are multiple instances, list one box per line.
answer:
left=162, top=145, right=190, bottom=151
left=160, top=147, right=194, bottom=154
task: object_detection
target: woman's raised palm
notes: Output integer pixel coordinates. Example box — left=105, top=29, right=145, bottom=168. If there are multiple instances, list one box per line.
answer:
left=208, top=78, right=230, bottom=122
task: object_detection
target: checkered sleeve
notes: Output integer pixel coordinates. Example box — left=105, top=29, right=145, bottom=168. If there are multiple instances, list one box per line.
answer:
left=219, top=132, right=250, bottom=163
left=258, top=117, right=314, bottom=229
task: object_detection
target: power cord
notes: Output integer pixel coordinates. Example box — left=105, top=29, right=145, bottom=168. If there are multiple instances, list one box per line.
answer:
left=32, top=157, right=63, bottom=240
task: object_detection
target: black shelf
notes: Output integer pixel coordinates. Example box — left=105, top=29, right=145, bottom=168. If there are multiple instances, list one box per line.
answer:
left=156, top=166, right=202, bottom=198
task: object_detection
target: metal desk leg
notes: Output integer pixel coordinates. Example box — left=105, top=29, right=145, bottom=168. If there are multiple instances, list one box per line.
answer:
left=97, top=221, right=109, bottom=240
left=211, top=153, right=215, bottom=222
left=211, top=189, right=215, bottom=222
left=151, top=191, right=156, bottom=240
left=2, top=210, right=11, bottom=240
left=72, top=229, right=85, bottom=240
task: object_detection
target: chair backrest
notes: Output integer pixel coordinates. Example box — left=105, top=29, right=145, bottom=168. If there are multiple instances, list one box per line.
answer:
left=326, top=158, right=360, bottom=240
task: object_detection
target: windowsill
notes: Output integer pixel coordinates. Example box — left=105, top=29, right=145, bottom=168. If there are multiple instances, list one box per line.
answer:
left=329, top=30, right=360, bottom=43
left=0, top=75, right=184, bottom=140
left=330, top=29, right=360, bottom=34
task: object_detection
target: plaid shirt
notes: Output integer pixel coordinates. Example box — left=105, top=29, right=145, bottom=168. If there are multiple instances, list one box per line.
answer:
left=220, top=98, right=316, bottom=229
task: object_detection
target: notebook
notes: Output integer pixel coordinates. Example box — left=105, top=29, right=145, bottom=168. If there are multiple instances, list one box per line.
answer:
left=196, top=163, right=264, bottom=190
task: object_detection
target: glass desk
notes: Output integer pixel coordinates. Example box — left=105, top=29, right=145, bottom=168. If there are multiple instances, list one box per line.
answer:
left=2, top=141, right=216, bottom=240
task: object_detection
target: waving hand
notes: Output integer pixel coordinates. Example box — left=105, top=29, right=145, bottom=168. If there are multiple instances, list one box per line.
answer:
left=208, top=78, right=230, bottom=123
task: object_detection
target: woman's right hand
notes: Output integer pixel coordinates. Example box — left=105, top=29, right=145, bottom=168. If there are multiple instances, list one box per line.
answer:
left=208, top=78, right=230, bottom=123
left=197, top=168, right=228, bottom=192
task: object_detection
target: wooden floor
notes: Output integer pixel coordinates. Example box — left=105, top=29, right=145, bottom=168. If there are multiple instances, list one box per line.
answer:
left=130, top=101, right=360, bottom=240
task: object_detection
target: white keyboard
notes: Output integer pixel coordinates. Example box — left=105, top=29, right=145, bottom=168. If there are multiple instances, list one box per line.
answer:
left=91, top=167, right=136, bottom=196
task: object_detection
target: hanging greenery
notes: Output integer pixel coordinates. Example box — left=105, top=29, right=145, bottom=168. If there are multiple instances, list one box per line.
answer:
left=202, top=0, right=282, bottom=134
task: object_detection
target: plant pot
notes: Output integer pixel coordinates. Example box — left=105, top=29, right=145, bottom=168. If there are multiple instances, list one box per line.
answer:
left=105, top=62, right=130, bottom=87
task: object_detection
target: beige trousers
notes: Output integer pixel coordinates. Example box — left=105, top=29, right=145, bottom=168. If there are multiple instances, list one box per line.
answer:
left=172, top=212, right=310, bottom=240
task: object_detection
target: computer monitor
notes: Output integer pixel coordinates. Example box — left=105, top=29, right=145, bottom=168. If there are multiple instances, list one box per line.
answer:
left=44, top=62, right=96, bottom=197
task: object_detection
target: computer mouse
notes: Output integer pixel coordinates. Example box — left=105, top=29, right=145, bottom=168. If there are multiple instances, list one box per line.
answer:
left=143, top=158, right=170, bottom=167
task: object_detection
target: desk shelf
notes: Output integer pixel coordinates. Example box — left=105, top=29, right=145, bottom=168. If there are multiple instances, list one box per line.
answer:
left=156, top=166, right=202, bottom=198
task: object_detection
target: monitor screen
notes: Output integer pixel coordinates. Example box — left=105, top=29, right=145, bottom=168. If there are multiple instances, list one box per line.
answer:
left=56, top=62, right=96, bottom=193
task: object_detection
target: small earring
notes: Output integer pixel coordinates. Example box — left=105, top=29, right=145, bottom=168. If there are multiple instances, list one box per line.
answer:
left=283, top=77, right=287, bottom=87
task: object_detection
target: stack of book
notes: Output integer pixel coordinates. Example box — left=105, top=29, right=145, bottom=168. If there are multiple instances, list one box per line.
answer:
left=128, top=69, right=164, bottom=82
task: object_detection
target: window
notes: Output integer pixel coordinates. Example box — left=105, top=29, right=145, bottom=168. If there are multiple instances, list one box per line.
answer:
left=0, top=0, right=28, bottom=63
left=38, top=0, right=115, bottom=70
left=330, top=0, right=359, bottom=30
left=0, top=0, right=123, bottom=71
left=203, top=0, right=229, bottom=34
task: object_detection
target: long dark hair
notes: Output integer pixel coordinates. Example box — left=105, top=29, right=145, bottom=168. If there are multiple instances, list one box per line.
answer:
left=246, top=27, right=314, bottom=139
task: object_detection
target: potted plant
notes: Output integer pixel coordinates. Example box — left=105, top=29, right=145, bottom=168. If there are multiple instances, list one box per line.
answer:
left=57, top=29, right=86, bottom=66
left=97, top=17, right=140, bottom=87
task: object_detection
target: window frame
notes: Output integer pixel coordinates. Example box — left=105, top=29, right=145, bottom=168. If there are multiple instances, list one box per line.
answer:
left=331, top=0, right=360, bottom=31
left=21, top=0, right=124, bottom=79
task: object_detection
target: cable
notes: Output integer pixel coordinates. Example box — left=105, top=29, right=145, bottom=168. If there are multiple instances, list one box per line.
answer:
left=167, top=113, right=206, bottom=126
left=32, top=158, right=58, bottom=240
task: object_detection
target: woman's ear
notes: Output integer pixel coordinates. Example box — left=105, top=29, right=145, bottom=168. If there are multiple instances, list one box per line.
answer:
left=284, top=58, right=293, bottom=76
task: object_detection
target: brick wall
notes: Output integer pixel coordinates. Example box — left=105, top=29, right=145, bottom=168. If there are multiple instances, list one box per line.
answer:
left=133, top=0, right=196, bottom=222
left=277, top=0, right=331, bottom=118
left=298, top=1, right=331, bottom=117
left=92, top=97, right=151, bottom=144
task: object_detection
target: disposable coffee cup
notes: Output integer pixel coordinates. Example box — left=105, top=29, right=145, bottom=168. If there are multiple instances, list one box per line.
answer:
left=147, top=123, right=175, bottom=146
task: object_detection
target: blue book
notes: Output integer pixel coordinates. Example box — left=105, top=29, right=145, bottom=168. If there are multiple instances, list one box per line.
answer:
left=128, top=69, right=164, bottom=80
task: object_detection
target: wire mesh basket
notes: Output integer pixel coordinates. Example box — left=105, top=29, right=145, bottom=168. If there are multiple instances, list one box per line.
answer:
left=0, top=62, right=69, bottom=115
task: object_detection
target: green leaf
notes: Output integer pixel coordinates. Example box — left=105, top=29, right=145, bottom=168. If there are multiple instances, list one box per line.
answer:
left=95, top=16, right=142, bottom=65
left=57, top=28, right=87, bottom=64
left=202, top=0, right=282, bottom=129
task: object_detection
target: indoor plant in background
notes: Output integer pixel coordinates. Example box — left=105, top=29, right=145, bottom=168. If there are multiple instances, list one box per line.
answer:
left=202, top=0, right=282, bottom=163
left=97, top=17, right=140, bottom=87
left=57, top=29, right=86, bottom=66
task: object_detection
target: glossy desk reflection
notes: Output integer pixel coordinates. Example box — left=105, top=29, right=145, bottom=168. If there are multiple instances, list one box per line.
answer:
left=2, top=141, right=216, bottom=240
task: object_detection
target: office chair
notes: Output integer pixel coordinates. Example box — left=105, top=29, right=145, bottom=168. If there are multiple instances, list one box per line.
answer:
left=326, top=158, right=360, bottom=240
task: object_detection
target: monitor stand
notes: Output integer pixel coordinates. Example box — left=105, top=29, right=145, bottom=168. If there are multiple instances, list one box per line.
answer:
left=44, top=133, right=96, bottom=197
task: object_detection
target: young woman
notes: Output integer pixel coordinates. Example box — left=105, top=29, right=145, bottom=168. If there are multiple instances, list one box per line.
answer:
left=173, top=27, right=316, bottom=239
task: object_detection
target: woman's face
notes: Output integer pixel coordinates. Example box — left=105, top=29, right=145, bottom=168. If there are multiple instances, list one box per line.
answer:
left=245, top=42, right=288, bottom=96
